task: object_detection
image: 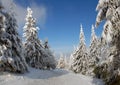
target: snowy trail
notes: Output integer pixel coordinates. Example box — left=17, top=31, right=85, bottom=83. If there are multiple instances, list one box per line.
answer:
left=0, top=68, right=104, bottom=85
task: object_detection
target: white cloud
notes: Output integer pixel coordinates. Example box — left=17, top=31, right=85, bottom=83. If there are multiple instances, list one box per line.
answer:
left=31, top=3, right=47, bottom=27
left=1, top=0, right=47, bottom=27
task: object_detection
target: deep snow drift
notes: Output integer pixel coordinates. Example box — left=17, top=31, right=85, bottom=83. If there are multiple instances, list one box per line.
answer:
left=0, top=68, right=104, bottom=85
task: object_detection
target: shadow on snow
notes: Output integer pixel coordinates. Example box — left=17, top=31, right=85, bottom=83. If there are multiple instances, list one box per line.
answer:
left=22, top=68, right=69, bottom=79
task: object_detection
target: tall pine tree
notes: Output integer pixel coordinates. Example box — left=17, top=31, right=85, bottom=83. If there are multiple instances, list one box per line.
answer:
left=23, top=7, right=45, bottom=69
left=71, top=25, right=89, bottom=75
left=0, top=1, right=28, bottom=73
left=23, top=7, right=56, bottom=70
left=88, top=25, right=99, bottom=75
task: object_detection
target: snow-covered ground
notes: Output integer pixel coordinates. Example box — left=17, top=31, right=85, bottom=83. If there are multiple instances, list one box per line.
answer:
left=0, top=68, right=104, bottom=85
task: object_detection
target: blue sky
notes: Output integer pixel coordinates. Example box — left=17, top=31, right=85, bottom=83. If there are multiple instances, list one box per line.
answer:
left=3, top=0, right=104, bottom=55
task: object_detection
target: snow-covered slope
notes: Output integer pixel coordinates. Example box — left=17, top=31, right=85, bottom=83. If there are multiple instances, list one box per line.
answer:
left=0, top=68, right=104, bottom=85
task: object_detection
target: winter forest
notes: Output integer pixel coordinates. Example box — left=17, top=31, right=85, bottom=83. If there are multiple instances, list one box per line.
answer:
left=0, top=0, right=120, bottom=85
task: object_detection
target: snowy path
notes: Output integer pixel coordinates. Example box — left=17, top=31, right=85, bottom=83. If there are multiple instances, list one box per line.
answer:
left=0, top=68, right=104, bottom=85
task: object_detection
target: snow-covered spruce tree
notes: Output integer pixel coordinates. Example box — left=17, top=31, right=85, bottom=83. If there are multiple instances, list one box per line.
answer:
left=69, top=45, right=77, bottom=70
left=94, top=0, right=120, bottom=85
left=23, top=7, right=45, bottom=69
left=93, top=38, right=111, bottom=79
left=64, top=55, right=69, bottom=69
left=58, top=54, right=69, bottom=69
left=70, top=25, right=89, bottom=75
left=43, top=39, right=56, bottom=69
left=0, top=2, right=28, bottom=73
left=57, top=54, right=66, bottom=69
left=23, top=7, right=55, bottom=70
left=88, top=25, right=99, bottom=75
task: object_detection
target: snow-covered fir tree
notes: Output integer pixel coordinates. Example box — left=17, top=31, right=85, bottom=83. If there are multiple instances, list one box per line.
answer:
left=64, top=55, right=69, bottom=69
left=43, top=39, right=56, bottom=69
left=88, top=25, right=99, bottom=75
left=0, top=1, right=28, bottom=73
left=57, top=54, right=66, bottom=69
left=69, top=54, right=73, bottom=70
left=70, top=25, right=89, bottom=75
left=23, top=7, right=56, bottom=70
left=93, top=38, right=111, bottom=79
left=95, top=0, right=120, bottom=85
left=69, top=45, right=77, bottom=70
left=23, top=7, right=45, bottom=69
left=58, top=54, right=69, bottom=69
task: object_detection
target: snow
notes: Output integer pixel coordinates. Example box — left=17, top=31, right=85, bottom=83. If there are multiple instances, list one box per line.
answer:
left=7, top=57, right=14, bottom=64
left=0, top=56, right=7, bottom=63
left=0, top=68, right=104, bottom=85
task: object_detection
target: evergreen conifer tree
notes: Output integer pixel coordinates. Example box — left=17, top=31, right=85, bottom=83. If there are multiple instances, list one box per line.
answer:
left=71, top=25, right=89, bottom=75
left=95, top=0, right=120, bottom=84
left=0, top=1, right=28, bottom=73
left=23, top=7, right=56, bottom=70
left=57, top=54, right=65, bottom=69
left=43, top=39, right=56, bottom=69
left=88, top=25, right=99, bottom=75
left=23, top=7, right=45, bottom=69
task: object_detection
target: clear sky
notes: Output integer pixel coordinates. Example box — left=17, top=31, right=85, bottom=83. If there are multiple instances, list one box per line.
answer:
left=6, top=0, right=104, bottom=55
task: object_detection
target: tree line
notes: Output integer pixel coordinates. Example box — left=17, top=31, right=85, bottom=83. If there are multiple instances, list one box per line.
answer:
left=58, top=0, right=120, bottom=85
